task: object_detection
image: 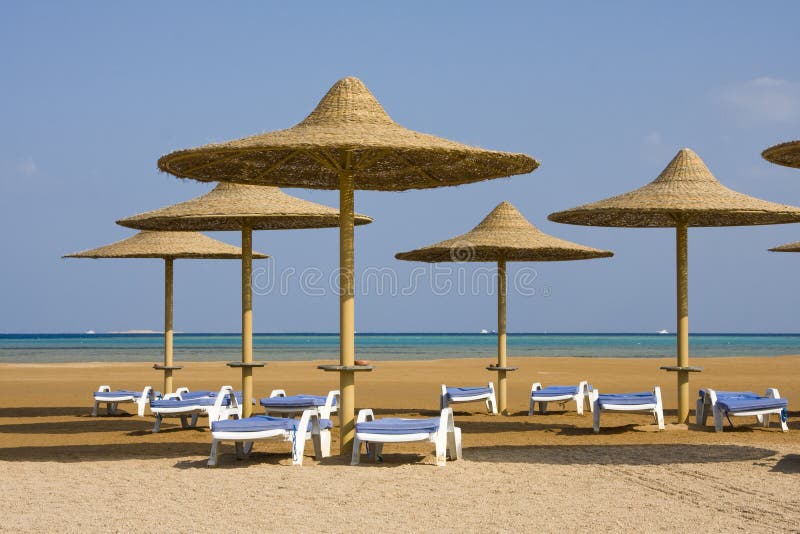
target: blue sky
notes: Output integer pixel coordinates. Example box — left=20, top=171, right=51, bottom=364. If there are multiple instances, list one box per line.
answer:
left=1, top=1, right=799, bottom=333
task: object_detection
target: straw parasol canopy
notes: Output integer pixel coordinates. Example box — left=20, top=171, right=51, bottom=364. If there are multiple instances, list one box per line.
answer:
left=769, top=241, right=800, bottom=252
left=397, top=202, right=612, bottom=414
left=548, top=148, right=800, bottom=424
left=396, top=201, right=613, bottom=263
left=762, top=140, right=800, bottom=169
left=154, top=76, right=539, bottom=454
left=118, top=183, right=371, bottom=418
left=65, top=230, right=267, bottom=393
left=119, top=182, right=372, bottom=230
left=65, top=230, right=269, bottom=259
left=157, top=77, right=538, bottom=191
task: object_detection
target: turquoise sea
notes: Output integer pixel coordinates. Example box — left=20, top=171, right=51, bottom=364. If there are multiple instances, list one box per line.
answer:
left=0, top=333, right=799, bottom=363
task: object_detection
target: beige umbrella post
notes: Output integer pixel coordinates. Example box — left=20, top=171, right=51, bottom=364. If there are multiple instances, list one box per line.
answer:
left=548, top=148, right=800, bottom=424
left=762, top=140, right=800, bottom=169
left=396, top=201, right=612, bottom=414
left=64, top=230, right=267, bottom=393
left=118, top=183, right=371, bottom=417
left=154, top=76, right=538, bottom=454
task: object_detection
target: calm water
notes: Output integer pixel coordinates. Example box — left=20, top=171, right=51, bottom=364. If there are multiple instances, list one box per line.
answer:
left=0, top=333, right=798, bottom=363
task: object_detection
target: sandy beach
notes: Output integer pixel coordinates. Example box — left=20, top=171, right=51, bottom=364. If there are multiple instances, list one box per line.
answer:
left=1, top=356, right=799, bottom=532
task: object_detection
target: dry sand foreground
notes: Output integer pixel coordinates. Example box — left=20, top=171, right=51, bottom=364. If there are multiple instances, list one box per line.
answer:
left=0, top=356, right=799, bottom=532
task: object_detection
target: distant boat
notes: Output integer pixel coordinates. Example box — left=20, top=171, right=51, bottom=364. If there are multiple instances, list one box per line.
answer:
left=658, top=329, right=669, bottom=334
left=108, top=329, right=160, bottom=334
left=85, top=330, right=95, bottom=335
left=480, top=329, right=489, bottom=334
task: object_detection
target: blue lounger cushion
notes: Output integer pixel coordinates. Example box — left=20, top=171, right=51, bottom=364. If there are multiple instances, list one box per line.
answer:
left=260, top=395, right=334, bottom=409
left=532, top=385, right=591, bottom=397
left=151, top=392, right=242, bottom=409
left=356, top=417, right=440, bottom=435
left=698, top=390, right=759, bottom=401
left=598, top=392, right=656, bottom=408
left=716, top=397, right=788, bottom=413
left=179, top=390, right=217, bottom=399
left=445, top=386, right=491, bottom=399
left=211, top=415, right=333, bottom=433
left=94, top=390, right=140, bottom=398
left=93, top=390, right=161, bottom=399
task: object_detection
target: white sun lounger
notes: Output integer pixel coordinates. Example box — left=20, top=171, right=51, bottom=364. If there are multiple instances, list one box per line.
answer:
left=352, top=408, right=462, bottom=467
left=696, top=388, right=788, bottom=432
left=259, top=389, right=339, bottom=455
left=208, top=386, right=329, bottom=466
left=149, top=387, right=242, bottom=433
left=529, top=381, right=596, bottom=415
left=260, top=389, right=339, bottom=419
left=440, top=383, right=497, bottom=414
left=592, top=387, right=665, bottom=433
left=92, top=385, right=159, bottom=417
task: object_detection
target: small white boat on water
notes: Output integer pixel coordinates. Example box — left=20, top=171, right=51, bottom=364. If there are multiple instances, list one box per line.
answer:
left=658, top=329, right=669, bottom=334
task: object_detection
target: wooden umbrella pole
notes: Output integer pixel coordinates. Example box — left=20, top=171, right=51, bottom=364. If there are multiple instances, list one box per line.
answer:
left=164, top=258, right=174, bottom=394
left=339, top=170, right=356, bottom=456
left=497, top=258, right=508, bottom=415
left=676, top=221, right=690, bottom=424
left=242, top=226, right=254, bottom=418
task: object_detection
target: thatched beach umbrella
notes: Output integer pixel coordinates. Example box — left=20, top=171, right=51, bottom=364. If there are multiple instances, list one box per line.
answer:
left=548, top=148, right=800, bottom=424
left=762, top=140, right=800, bottom=169
left=154, top=76, right=538, bottom=454
left=769, top=241, right=800, bottom=253
left=65, top=230, right=267, bottom=393
left=396, top=201, right=612, bottom=414
left=118, top=183, right=371, bottom=417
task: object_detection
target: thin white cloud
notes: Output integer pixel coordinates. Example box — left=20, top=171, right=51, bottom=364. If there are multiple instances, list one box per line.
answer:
left=719, top=77, right=800, bottom=124
left=642, top=131, right=662, bottom=147
left=16, top=158, right=38, bottom=176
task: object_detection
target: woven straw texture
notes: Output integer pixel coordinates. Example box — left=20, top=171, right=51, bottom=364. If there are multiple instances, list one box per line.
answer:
left=762, top=140, right=800, bottom=169
left=64, top=231, right=268, bottom=259
left=157, top=77, right=538, bottom=191
left=769, top=241, right=800, bottom=253
left=396, top=202, right=613, bottom=262
left=117, top=183, right=372, bottom=231
left=548, top=148, right=800, bottom=228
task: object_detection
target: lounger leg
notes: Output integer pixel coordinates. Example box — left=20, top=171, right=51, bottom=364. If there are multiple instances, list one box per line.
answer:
left=208, top=439, right=220, bottom=467
left=758, top=413, right=768, bottom=427
left=435, top=432, right=447, bottom=467
left=351, top=436, right=362, bottom=465
left=593, top=404, right=601, bottom=433
left=180, top=415, right=189, bottom=429
left=190, top=414, right=199, bottom=428
left=713, top=407, right=725, bottom=432
left=539, top=401, right=547, bottom=415
left=317, top=431, right=330, bottom=458
left=92, top=401, right=100, bottom=417
left=576, top=394, right=585, bottom=416
left=656, top=407, right=665, bottom=430
left=448, top=427, right=462, bottom=460
left=528, top=397, right=534, bottom=416
left=234, top=441, right=250, bottom=460
left=696, top=398, right=704, bottom=426
left=780, top=413, right=789, bottom=432
left=292, top=432, right=307, bottom=466
left=153, top=414, right=163, bottom=433
left=108, top=402, right=117, bottom=415
left=487, top=396, right=498, bottom=415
